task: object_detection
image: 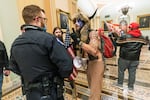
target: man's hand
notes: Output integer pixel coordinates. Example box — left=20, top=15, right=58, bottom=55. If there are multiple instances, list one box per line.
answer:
left=3, top=70, right=10, bottom=76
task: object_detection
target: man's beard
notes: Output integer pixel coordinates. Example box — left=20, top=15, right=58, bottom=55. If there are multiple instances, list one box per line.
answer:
left=41, top=23, right=47, bottom=31
left=57, top=36, right=63, bottom=42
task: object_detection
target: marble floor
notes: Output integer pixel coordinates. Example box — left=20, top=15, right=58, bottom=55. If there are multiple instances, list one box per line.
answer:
left=64, top=46, right=150, bottom=100
left=1, top=46, right=150, bottom=100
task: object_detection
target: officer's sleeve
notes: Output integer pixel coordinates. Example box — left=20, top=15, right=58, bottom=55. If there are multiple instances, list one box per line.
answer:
left=0, top=41, right=9, bottom=69
left=46, top=36, right=73, bottom=78
left=2, top=42, right=9, bottom=69
left=9, top=48, right=21, bottom=75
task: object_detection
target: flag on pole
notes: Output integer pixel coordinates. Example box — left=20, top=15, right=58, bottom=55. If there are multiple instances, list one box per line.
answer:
left=105, top=21, right=121, bottom=35
left=64, top=23, right=78, bottom=100
left=64, top=25, right=78, bottom=80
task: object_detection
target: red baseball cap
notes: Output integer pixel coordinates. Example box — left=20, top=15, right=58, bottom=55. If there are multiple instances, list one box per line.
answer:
left=128, top=22, right=141, bottom=37
left=129, top=22, right=139, bottom=29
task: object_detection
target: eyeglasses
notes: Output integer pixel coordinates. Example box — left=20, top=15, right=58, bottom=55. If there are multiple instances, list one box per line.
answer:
left=38, top=16, right=48, bottom=22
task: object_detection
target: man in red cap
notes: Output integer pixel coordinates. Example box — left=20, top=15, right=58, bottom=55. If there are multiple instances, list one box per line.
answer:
left=115, top=22, right=146, bottom=92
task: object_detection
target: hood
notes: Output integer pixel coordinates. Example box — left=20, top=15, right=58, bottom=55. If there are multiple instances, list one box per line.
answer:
left=128, top=29, right=142, bottom=37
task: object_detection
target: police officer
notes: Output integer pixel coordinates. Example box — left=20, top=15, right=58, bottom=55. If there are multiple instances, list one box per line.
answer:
left=9, top=5, right=73, bottom=100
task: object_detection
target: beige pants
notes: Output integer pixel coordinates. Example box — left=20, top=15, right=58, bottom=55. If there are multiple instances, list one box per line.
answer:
left=87, top=60, right=104, bottom=100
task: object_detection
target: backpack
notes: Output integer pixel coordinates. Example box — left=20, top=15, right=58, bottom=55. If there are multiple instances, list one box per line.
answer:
left=100, top=34, right=116, bottom=58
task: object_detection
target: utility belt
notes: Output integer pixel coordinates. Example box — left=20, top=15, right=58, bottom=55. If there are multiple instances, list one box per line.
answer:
left=23, top=76, right=64, bottom=99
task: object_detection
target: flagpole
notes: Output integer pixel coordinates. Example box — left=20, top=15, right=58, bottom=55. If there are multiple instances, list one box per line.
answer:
left=65, top=20, right=77, bottom=100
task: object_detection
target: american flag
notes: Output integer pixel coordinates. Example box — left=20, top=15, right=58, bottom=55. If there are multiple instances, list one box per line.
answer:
left=64, top=26, right=78, bottom=80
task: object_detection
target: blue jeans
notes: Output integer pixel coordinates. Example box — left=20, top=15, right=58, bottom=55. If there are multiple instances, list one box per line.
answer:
left=118, top=58, right=139, bottom=88
left=0, top=73, right=3, bottom=100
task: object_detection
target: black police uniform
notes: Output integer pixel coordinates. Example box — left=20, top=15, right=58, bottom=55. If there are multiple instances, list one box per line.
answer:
left=0, top=41, right=9, bottom=72
left=0, top=41, right=9, bottom=98
left=9, top=25, right=73, bottom=100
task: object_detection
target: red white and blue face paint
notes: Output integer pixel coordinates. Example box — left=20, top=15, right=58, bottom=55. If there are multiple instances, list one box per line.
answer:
left=75, top=19, right=85, bottom=28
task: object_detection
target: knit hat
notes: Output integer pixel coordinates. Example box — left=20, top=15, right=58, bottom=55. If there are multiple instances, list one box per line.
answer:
left=129, top=22, right=139, bottom=29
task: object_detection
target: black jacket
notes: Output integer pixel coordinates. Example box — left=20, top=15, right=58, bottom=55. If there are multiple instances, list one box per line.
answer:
left=9, top=25, right=73, bottom=83
left=117, top=34, right=146, bottom=61
left=0, top=41, right=9, bottom=72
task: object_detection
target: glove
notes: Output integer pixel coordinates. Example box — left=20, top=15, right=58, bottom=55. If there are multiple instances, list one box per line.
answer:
left=70, top=32, right=81, bottom=45
left=70, top=28, right=81, bottom=45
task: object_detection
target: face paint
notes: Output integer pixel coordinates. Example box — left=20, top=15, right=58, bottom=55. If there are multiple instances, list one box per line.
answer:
left=75, top=19, right=85, bottom=28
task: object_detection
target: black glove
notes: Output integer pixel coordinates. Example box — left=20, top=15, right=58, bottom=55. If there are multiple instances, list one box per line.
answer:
left=70, top=32, right=81, bottom=45
left=70, top=28, right=81, bottom=45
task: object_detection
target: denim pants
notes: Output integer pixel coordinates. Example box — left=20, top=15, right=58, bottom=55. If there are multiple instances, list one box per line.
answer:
left=118, top=57, right=139, bottom=88
left=0, top=73, right=3, bottom=100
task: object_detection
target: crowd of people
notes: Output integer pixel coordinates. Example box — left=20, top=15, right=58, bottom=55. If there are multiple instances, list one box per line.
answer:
left=0, top=4, right=148, bottom=100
